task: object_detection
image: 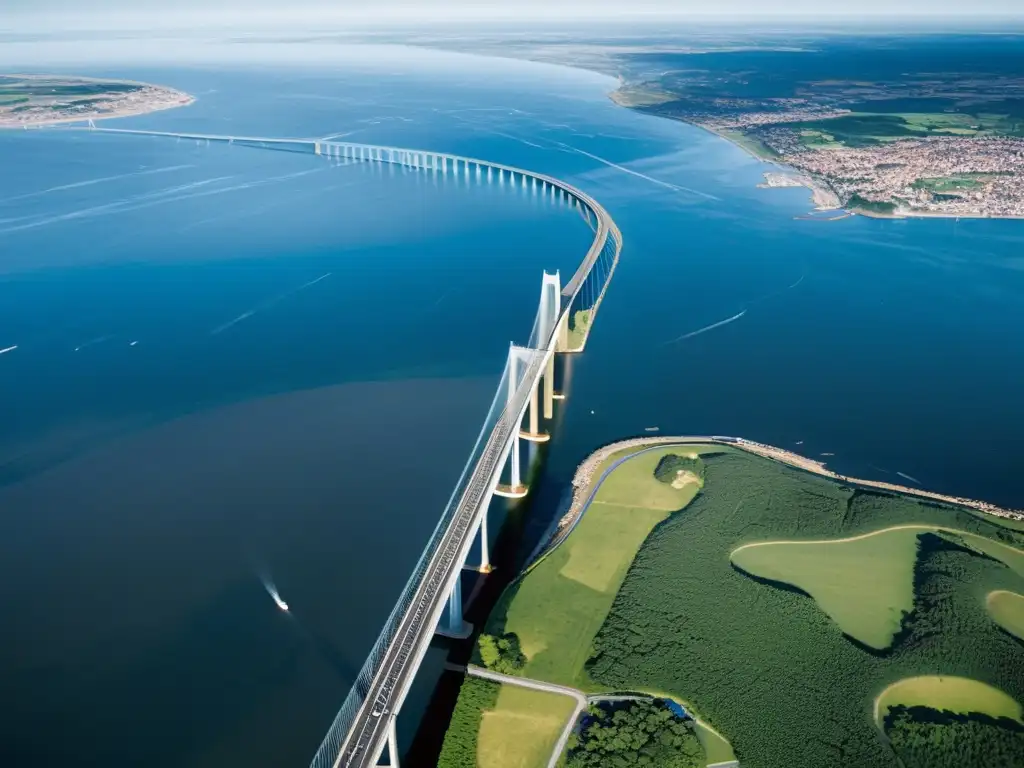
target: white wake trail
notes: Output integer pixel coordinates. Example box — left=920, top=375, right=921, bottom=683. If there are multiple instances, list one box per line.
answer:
left=211, top=273, right=333, bottom=335
left=0, top=165, right=195, bottom=204
left=555, top=142, right=721, bottom=201
left=896, top=471, right=922, bottom=485
left=0, top=345, right=17, bottom=355
left=665, top=310, right=747, bottom=344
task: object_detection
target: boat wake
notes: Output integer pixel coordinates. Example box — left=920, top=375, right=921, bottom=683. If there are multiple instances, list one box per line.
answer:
left=554, top=141, right=721, bottom=201
left=896, top=471, right=922, bottom=485
left=260, top=574, right=290, bottom=613
left=664, top=310, right=746, bottom=344
left=212, top=273, right=332, bottom=335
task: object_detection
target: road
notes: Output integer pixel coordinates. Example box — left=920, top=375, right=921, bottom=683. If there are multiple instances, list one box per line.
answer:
left=466, top=665, right=587, bottom=768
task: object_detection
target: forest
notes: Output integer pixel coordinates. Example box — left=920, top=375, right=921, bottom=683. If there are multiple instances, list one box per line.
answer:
left=566, top=700, right=704, bottom=768
left=584, top=449, right=1024, bottom=767
left=886, top=706, right=1024, bottom=768
left=436, top=677, right=499, bottom=768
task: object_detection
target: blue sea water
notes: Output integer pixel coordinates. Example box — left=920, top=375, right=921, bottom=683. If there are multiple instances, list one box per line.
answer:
left=2, top=39, right=1024, bottom=767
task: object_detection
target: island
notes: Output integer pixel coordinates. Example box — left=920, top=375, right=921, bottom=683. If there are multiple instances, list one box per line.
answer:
left=0, top=74, right=194, bottom=128
left=438, top=436, right=1024, bottom=767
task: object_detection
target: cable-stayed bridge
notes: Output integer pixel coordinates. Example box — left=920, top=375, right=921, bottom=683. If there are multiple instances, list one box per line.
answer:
left=60, top=125, right=623, bottom=767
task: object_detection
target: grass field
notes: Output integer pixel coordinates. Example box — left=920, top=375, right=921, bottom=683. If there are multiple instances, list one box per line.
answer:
left=793, top=110, right=1024, bottom=148
left=731, top=525, right=1024, bottom=650
left=987, top=591, right=1024, bottom=641
left=731, top=527, right=921, bottom=649
left=874, top=676, right=1024, bottom=727
left=476, top=685, right=577, bottom=768
left=488, top=446, right=703, bottom=687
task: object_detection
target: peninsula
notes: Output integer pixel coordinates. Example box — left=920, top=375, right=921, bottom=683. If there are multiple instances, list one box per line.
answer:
left=0, top=74, right=194, bottom=128
left=440, top=435, right=1024, bottom=767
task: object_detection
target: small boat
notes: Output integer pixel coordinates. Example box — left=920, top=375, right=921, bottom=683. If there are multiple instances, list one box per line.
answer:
left=272, top=594, right=289, bottom=612
left=644, top=426, right=660, bottom=432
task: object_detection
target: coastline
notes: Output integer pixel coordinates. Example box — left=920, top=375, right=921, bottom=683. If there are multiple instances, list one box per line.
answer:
left=0, top=74, right=195, bottom=128
left=544, top=435, right=1024, bottom=564
left=608, top=87, right=1024, bottom=222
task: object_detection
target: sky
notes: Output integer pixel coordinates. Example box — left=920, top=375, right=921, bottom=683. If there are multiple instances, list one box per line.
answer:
left=6, top=0, right=1024, bottom=31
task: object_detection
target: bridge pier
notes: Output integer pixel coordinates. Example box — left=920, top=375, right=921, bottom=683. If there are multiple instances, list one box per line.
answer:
left=465, top=512, right=492, bottom=573
left=436, top=573, right=472, bottom=639
left=543, top=355, right=555, bottom=420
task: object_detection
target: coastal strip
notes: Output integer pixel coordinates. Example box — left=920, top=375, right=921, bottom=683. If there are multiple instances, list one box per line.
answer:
left=546, top=435, right=1024, bottom=561
left=0, top=74, right=195, bottom=128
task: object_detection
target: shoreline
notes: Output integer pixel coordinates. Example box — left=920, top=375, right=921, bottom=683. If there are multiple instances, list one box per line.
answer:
left=544, top=435, right=1024, bottom=563
left=0, top=73, right=195, bottom=128
left=608, top=89, right=1024, bottom=223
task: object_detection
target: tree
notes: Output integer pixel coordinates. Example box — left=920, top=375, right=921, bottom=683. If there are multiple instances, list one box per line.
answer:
left=476, top=632, right=526, bottom=674
left=653, top=454, right=706, bottom=485
left=566, top=700, right=704, bottom=768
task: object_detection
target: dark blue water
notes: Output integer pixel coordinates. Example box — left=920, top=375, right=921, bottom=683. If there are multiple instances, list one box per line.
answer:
left=2, top=41, right=1024, bottom=767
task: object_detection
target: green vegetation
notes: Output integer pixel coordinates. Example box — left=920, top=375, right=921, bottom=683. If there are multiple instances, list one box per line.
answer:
left=477, top=685, right=578, bottom=768
left=718, top=129, right=779, bottom=160
left=438, top=677, right=501, bottom=768
left=583, top=448, right=1024, bottom=767
left=653, top=454, right=706, bottom=486
left=792, top=111, right=1024, bottom=148
left=566, top=309, right=593, bottom=351
left=731, top=526, right=1024, bottom=650
left=731, top=527, right=921, bottom=650
left=482, top=446, right=709, bottom=689
left=565, top=700, right=704, bottom=768
left=875, top=676, right=1023, bottom=726
left=886, top=706, right=1024, bottom=768
left=848, top=194, right=897, bottom=214
left=478, top=632, right=526, bottom=674
left=912, top=176, right=985, bottom=195
left=987, top=591, right=1024, bottom=641
left=438, top=678, right=576, bottom=768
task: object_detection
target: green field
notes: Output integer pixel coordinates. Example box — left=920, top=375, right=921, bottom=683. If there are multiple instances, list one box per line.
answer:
left=583, top=447, right=1024, bottom=767
left=485, top=446, right=707, bottom=688
left=477, top=685, right=578, bottom=768
left=731, top=527, right=921, bottom=649
left=437, top=677, right=576, bottom=768
left=875, top=676, right=1023, bottom=726
left=987, top=591, right=1024, bottom=641
left=792, top=110, right=1024, bottom=148
left=731, top=526, right=1024, bottom=650
left=718, top=128, right=780, bottom=160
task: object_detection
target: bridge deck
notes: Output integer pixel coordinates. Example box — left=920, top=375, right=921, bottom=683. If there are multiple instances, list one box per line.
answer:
left=35, top=125, right=622, bottom=768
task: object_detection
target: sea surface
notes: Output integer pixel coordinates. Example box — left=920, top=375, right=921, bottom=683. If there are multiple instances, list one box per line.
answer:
left=2, top=37, right=1024, bottom=767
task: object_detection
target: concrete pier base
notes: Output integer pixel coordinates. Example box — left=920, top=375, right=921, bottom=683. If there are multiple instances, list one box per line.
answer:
left=518, top=430, right=550, bottom=443
left=494, top=484, right=528, bottom=499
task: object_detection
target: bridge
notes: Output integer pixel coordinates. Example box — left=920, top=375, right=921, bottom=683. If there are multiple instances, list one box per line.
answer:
left=63, top=124, right=623, bottom=767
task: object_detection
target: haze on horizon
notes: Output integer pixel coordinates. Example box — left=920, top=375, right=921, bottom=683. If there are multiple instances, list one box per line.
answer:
left=6, top=0, right=1024, bottom=32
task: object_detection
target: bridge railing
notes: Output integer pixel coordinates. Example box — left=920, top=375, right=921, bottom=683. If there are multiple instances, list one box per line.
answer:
left=308, top=351, right=525, bottom=768
left=291, top=144, right=622, bottom=768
